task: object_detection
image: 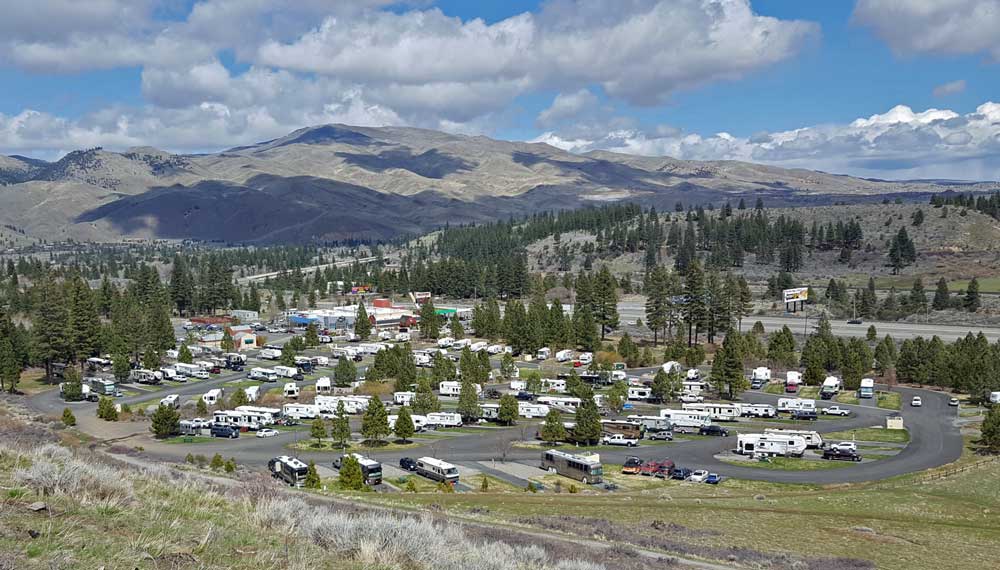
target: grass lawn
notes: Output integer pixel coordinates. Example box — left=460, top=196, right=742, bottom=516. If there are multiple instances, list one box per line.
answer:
left=797, top=386, right=820, bottom=399
left=763, top=383, right=784, bottom=395
left=14, top=369, right=56, bottom=395
left=353, top=438, right=998, bottom=570
left=720, top=457, right=856, bottom=471
left=163, top=435, right=215, bottom=444
left=877, top=391, right=902, bottom=410
left=835, top=392, right=860, bottom=405
left=823, top=427, right=910, bottom=444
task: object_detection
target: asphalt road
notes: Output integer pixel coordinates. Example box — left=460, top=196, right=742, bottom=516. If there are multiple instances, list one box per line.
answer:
left=616, top=301, right=1000, bottom=342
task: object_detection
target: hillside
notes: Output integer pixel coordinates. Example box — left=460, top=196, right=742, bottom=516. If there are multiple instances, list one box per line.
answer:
left=2, top=124, right=998, bottom=243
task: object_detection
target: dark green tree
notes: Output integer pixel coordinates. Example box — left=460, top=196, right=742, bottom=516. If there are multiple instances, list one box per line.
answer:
left=540, top=409, right=567, bottom=443
left=354, top=302, right=372, bottom=339
left=456, top=378, right=481, bottom=422
left=394, top=405, right=415, bottom=442
left=932, top=277, right=951, bottom=310
left=965, top=278, right=981, bottom=312
left=338, top=455, right=364, bottom=490
left=334, top=356, right=357, bottom=387
left=361, top=396, right=390, bottom=444
left=572, top=397, right=602, bottom=445
left=310, top=417, right=328, bottom=446
left=62, top=407, right=77, bottom=427
left=150, top=404, right=181, bottom=438
left=331, top=400, right=351, bottom=449
left=497, top=394, right=518, bottom=426
left=304, top=460, right=321, bottom=489
left=419, top=299, right=442, bottom=339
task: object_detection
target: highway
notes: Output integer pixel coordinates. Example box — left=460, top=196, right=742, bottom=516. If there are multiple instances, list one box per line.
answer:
left=617, top=301, right=1000, bottom=342
left=236, top=256, right=378, bottom=284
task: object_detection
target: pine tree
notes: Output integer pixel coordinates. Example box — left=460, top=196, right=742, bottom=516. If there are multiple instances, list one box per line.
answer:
left=540, top=409, right=567, bottom=443
left=866, top=325, right=878, bottom=342
left=932, top=277, right=951, bottom=310
left=499, top=352, right=517, bottom=380
left=304, top=460, right=321, bottom=489
left=908, top=277, right=927, bottom=313
left=593, top=266, right=619, bottom=339
left=981, top=407, right=1000, bottom=452
left=280, top=342, right=296, bottom=366
left=304, top=323, right=319, bottom=347
left=331, top=400, right=351, bottom=449
left=800, top=335, right=827, bottom=386
left=710, top=331, right=747, bottom=399
left=32, top=274, right=69, bottom=382
left=229, top=386, right=249, bottom=408
left=682, top=259, right=707, bottom=345
left=354, top=302, right=372, bottom=339
left=413, top=376, right=441, bottom=415
left=97, top=396, right=119, bottom=421
left=62, top=407, right=77, bottom=427
left=196, top=397, right=208, bottom=415
left=449, top=313, right=464, bottom=339
left=964, top=278, right=981, bottom=312
left=338, top=455, right=363, bottom=490
left=572, top=397, right=602, bottom=445
left=178, top=344, right=193, bottom=364
left=607, top=380, right=628, bottom=413
left=0, top=336, right=21, bottom=394
left=419, top=299, right=442, bottom=339
left=456, top=378, right=481, bottom=422
left=310, top=417, right=328, bottom=445
left=651, top=368, right=682, bottom=402
left=361, top=396, right=390, bottom=444
left=395, top=405, right=415, bottom=442
left=210, top=453, right=225, bottom=471
left=498, top=394, right=518, bottom=426
left=150, top=404, right=180, bottom=438
left=334, top=356, right=356, bottom=387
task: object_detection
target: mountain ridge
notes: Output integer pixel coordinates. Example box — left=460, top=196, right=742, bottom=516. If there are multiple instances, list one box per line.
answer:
left=1, top=123, right=997, bottom=243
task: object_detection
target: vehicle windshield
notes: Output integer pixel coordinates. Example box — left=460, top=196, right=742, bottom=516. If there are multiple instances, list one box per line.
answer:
left=624, top=458, right=641, bottom=466
left=445, top=468, right=459, bottom=476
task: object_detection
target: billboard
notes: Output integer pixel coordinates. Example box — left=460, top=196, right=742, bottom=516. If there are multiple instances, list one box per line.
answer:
left=350, top=285, right=372, bottom=295
left=783, top=287, right=809, bottom=303
left=410, top=291, right=432, bottom=304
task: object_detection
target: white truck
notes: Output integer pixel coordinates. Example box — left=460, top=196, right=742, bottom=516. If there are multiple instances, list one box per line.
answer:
left=820, top=376, right=842, bottom=400
left=600, top=433, right=638, bottom=447
left=555, top=349, right=574, bottom=362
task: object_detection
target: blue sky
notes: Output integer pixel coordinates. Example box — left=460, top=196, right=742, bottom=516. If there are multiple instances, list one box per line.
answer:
left=1, top=0, right=999, bottom=180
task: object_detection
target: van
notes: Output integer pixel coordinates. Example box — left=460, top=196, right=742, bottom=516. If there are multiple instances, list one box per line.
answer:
left=210, top=424, right=240, bottom=439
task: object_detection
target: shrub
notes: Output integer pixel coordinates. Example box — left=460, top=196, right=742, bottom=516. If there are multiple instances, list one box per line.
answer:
left=61, top=408, right=76, bottom=427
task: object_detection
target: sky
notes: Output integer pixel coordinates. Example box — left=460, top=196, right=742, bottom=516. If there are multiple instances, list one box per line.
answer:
left=2, top=0, right=1000, bottom=181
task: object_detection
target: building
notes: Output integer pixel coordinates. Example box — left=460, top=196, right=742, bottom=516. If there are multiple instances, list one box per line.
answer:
left=230, top=309, right=259, bottom=322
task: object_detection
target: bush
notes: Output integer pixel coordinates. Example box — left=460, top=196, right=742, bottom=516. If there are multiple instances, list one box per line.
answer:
left=61, top=408, right=76, bottom=427
left=210, top=453, right=224, bottom=471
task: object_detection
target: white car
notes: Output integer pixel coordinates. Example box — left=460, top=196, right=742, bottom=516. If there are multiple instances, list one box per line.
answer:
left=821, top=406, right=851, bottom=416
left=828, top=441, right=857, bottom=453
left=910, top=396, right=923, bottom=407
left=256, top=428, right=279, bottom=438
left=679, top=393, right=704, bottom=403
left=689, top=470, right=709, bottom=483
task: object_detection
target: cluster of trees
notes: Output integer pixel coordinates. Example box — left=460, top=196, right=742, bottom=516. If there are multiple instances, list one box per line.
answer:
left=798, top=316, right=877, bottom=389
left=894, top=333, right=1000, bottom=398
left=931, top=192, right=1000, bottom=221
left=820, top=276, right=982, bottom=322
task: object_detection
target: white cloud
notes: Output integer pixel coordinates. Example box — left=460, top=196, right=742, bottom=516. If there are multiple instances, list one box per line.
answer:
left=853, top=0, right=1000, bottom=59
left=534, top=102, right=1000, bottom=181
left=933, top=79, right=967, bottom=98
left=537, top=89, right=600, bottom=127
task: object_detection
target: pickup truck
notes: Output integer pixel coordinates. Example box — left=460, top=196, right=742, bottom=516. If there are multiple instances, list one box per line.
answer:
left=679, top=393, right=704, bottom=403
left=600, top=433, right=639, bottom=447
left=821, top=406, right=851, bottom=416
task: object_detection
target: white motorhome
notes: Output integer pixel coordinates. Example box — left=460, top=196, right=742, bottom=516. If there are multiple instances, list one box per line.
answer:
left=159, top=394, right=180, bottom=409
left=311, top=355, right=330, bottom=367
left=751, top=367, right=772, bottom=381
left=859, top=378, right=876, bottom=399
left=627, top=414, right=673, bottom=433
left=682, top=380, right=707, bottom=395
left=248, top=367, right=279, bottom=382
left=627, top=386, right=652, bottom=401
left=202, top=388, right=224, bottom=406
left=282, top=403, right=320, bottom=420
left=283, top=383, right=300, bottom=398
left=821, top=376, right=842, bottom=399
left=537, top=396, right=582, bottom=411
left=223, top=353, right=247, bottom=365
left=659, top=409, right=712, bottom=431
left=682, top=402, right=741, bottom=421
left=393, top=391, right=416, bottom=406
left=438, top=381, right=481, bottom=397
left=556, top=349, right=574, bottom=362
left=415, top=457, right=460, bottom=484
left=540, top=378, right=567, bottom=393
left=662, top=361, right=683, bottom=374
left=470, top=341, right=488, bottom=352
left=764, top=428, right=824, bottom=448
left=315, top=377, right=332, bottom=394
left=425, top=412, right=462, bottom=428
left=536, top=347, right=551, bottom=360
left=452, top=339, right=471, bottom=350
left=259, top=348, right=281, bottom=360
left=578, top=352, right=593, bottom=365
left=739, top=403, right=777, bottom=418
left=244, top=386, right=260, bottom=403
left=437, top=337, right=455, bottom=348
left=737, top=433, right=807, bottom=457
left=273, top=366, right=299, bottom=379
left=777, top=398, right=816, bottom=413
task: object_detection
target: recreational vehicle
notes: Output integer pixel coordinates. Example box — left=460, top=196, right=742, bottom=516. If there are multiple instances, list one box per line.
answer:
left=537, top=396, right=581, bottom=411
left=438, top=381, right=481, bottom=397
left=536, top=347, right=551, bottom=360
left=470, top=341, right=488, bottom=352
left=682, top=402, right=741, bottom=422
left=452, top=339, right=471, bottom=350
left=556, top=349, right=574, bottom=362
left=202, top=388, right=224, bottom=406
left=259, top=348, right=282, bottom=360
left=176, top=362, right=208, bottom=379
left=600, top=419, right=643, bottom=439
left=425, top=412, right=463, bottom=428
left=518, top=402, right=549, bottom=418
left=283, top=382, right=300, bottom=398
left=244, top=386, right=260, bottom=403
left=86, top=377, right=118, bottom=396
left=128, top=368, right=161, bottom=384
left=764, top=428, right=824, bottom=448
left=437, top=337, right=454, bottom=348
left=659, top=409, right=712, bottom=431
left=159, top=394, right=180, bottom=409
left=273, top=366, right=300, bottom=379
left=627, top=414, right=673, bottom=434
left=820, top=376, right=842, bottom=400
left=785, top=371, right=803, bottom=393
left=248, top=367, right=278, bottom=382
left=739, top=403, right=777, bottom=418
left=415, top=457, right=460, bottom=484
left=859, top=378, right=875, bottom=399
left=315, top=395, right=370, bottom=414
left=736, top=433, right=807, bottom=457
left=662, top=361, right=683, bottom=374
left=334, top=453, right=383, bottom=485
left=158, top=367, right=180, bottom=381
left=393, top=391, right=416, bottom=406
left=269, top=456, right=309, bottom=487
left=777, top=398, right=816, bottom=413
left=628, top=385, right=652, bottom=401
left=315, top=377, right=332, bottom=394
left=282, top=403, right=319, bottom=420
left=540, top=449, right=603, bottom=484
left=540, top=378, right=567, bottom=393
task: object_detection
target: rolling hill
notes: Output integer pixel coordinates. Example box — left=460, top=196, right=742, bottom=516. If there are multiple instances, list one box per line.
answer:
left=1, top=124, right=997, bottom=243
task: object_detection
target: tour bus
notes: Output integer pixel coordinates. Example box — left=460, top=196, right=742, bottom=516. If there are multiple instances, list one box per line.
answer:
left=540, top=449, right=603, bottom=484
left=269, top=456, right=309, bottom=487
left=682, top=402, right=741, bottom=422
left=415, top=457, right=460, bottom=485
left=764, top=428, right=824, bottom=448
left=659, top=409, right=712, bottom=431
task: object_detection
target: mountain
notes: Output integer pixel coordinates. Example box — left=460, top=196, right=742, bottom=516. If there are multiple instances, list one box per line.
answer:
left=1, top=124, right=997, bottom=243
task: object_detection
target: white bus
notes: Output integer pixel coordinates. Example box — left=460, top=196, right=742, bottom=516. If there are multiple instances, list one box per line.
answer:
left=415, top=457, right=460, bottom=484
left=764, top=428, right=824, bottom=448
left=682, top=402, right=741, bottom=421
left=659, top=409, right=712, bottom=431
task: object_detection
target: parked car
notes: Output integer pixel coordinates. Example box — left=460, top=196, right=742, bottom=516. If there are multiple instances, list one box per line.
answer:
left=208, top=366, right=221, bottom=374
left=256, top=428, right=279, bottom=438
left=847, top=318, right=863, bottom=325
left=484, top=388, right=503, bottom=399
left=679, top=393, right=704, bottom=403
left=515, top=391, right=535, bottom=401
left=821, top=406, right=851, bottom=416
left=689, top=470, right=709, bottom=483
left=948, top=398, right=960, bottom=407
left=911, top=396, right=923, bottom=407
left=822, top=448, right=862, bottom=462
left=646, top=430, right=674, bottom=441
left=698, top=425, right=730, bottom=437
left=828, top=441, right=857, bottom=453
left=210, top=424, right=239, bottom=439
left=622, top=456, right=643, bottom=475
left=670, top=467, right=693, bottom=481
left=791, top=410, right=818, bottom=421
left=399, top=457, right=418, bottom=471
left=705, top=473, right=723, bottom=484
left=641, top=459, right=675, bottom=477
